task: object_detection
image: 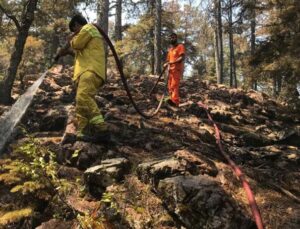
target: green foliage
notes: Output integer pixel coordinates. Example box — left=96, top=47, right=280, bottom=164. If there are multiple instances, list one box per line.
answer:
left=0, top=134, right=80, bottom=226
left=0, top=207, right=33, bottom=226
left=0, top=136, right=73, bottom=201
left=250, top=0, right=300, bottom=107
left=77, top=213, right=105, bottom=229
left=18, top=36, right=46, bottom=76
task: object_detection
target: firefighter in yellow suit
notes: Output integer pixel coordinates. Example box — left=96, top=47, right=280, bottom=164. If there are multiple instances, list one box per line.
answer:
left=56, top=15, right=108, bottom=142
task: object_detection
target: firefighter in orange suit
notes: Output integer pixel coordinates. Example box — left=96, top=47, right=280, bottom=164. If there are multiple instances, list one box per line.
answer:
left=164, top=33, right=185, bottom=107
left=55, top=15, right=108, bottom=142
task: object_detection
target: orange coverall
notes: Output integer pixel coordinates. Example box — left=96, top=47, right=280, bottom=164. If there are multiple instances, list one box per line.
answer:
left=167, top=44, right=185, bottom=105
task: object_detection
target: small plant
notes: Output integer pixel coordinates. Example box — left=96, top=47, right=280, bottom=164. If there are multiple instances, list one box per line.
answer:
left=0, top=133, right=122, bottom=228
left=0, top=134, right=76, bottom=226
left=0, top=135, right=73, bottom=200
left=101, top=192, right=119, bottom=214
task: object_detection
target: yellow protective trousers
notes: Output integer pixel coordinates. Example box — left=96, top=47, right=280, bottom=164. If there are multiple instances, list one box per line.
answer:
left=75, top=71, right=107, bottom=134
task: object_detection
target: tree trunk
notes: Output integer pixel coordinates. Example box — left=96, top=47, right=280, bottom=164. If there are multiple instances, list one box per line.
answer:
left=273, top=75, right=282, bottom=96
left=0, top=11, right=3, bottom=29
left=277, top=75, right=282, bottom=94
left=49, top=32, right=59, bottom=64
left=217, top=0, right=224, bottom=84
left=214, top=29, right=221, bottom=83
left=214, top=0, right=223, bottom=84
left=273, top=76, right=277, bottom=96
left=228, top=0, right=237, bottom=88
left=149, top=0, right=155, bottom=74
left=97, top=0, right=109, bottom=67
left=250, top=0, right=257, bottom=90
left=97, top=0, right=109, bottom=35
left=114, top=0, right=122, bottom=41
left=0, top=0, right=38, bottom=105
left=154, top=0, right=162, bottom=75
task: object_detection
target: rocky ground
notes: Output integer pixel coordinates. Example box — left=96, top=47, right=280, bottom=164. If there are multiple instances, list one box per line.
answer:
left=0, top=65, right=299, bottom=229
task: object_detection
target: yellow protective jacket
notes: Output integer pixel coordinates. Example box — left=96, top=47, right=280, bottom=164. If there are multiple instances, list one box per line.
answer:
left=70, top=24, right=106, bottom=82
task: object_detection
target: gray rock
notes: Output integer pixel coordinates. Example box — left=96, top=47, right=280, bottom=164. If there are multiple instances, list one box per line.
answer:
left=174, top=150, right=218, bottom=176
left=157, top=175, right=254, bottom=229
left=240, top=132, right=272, bottom=147
left=73, top=142, right=106, bottom=169
left=137, top=150, right=218, bottom=187
left=84, top=158, right=131, bottom=196
left=137, top=158, right=186, bottom=187
left=57, top=165, right=82, bottom=180
left=35, top=219, right=75, bottom=229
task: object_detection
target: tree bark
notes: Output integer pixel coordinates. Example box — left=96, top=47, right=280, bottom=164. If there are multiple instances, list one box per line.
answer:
left=228, top=0, right=237, bottom=88
left=114, top=0, right=122, bottom=41
left=250, top=0, right=257, bottom=90
left=97, top=0, right=109, bottom=66
left=214, top=0, right=224, bottom=84
left=0, top=11, right=3, bottom=30
left=273, top=76, right=277, bottom=96
left=214, top=29, right=221, bottom=83
left=0, top=0, right=38, bottom=105
left=149, top=0, right=155, bottom=74
left=273, top=75, right=282, bottom=96
left=97, top=0, right=109, bottom=35
left=217, top=0, right=224, bottom=84
left=154, top=0, right=162, bottom=75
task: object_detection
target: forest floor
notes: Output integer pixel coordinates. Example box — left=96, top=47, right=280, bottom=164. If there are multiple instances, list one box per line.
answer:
left=0, top=65, right=299, bottom=229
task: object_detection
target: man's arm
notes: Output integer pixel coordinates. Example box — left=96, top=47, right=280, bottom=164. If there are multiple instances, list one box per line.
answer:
left=70, top=27, right=92, bottom=50
left=164, top=54, right=185, bottom=67
left=169, top=54, right=185, bottom=64
left=54, top=33, right=76, bottom=61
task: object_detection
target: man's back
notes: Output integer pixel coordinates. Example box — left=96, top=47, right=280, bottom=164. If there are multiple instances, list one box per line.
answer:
left=71, top=24, right=106, bottom=81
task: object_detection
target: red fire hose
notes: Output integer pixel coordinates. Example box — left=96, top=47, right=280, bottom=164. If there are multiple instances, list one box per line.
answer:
left=198, top=101, right=264, bottom=229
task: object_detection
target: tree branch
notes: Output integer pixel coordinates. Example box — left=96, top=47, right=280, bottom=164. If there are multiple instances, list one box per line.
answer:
left=0, top=3, right=21, bottom=30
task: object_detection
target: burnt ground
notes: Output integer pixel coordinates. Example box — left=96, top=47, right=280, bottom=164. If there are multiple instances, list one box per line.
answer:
left=0, top=65, right=299, bottom=229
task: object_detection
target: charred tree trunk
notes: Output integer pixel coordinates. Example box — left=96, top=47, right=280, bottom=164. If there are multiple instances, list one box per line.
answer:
left=273, top=76, right=277, bottom=96
left=273, top=75, right=282, bottom=96
left=97, top=0, right=109, bottom=34
left=97, top=0, right=109, bottom=66
left=114, top=0, right=122, bottom=66
left=0, top=0, right=38, bottom=105
left=228, top=0, right=237, bottom=88
left=217, top=0, right=224, bottom=84
left=250, top=0, right=257, bottom=90
left=214, top=29, right=221, bottom=83
left=114, top=0, right=122, bottom=41
left=0, top=11, right=3, bottom=30
left=214, top=0, right=224, bottom=84
left=154, top=0, right=162, bottom=75
left=149, top=0, right=155, bottom=74
left=277, top=75, right=282, bottom=94
left=150, top=28, right=155, bottom=75
left=49, top=32, right=59, bottom=64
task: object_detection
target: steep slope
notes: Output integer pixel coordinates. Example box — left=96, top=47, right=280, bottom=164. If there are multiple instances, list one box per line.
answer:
left=0, top=66, right=299, bottom=228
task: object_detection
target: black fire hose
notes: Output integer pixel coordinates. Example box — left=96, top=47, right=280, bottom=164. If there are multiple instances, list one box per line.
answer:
left=94, top=24, right=165, bottom=119
left=149, top=65, right=167, bottom=96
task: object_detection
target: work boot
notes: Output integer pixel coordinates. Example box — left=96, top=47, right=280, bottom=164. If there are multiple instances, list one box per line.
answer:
left=76, top=132, right=97, bottom=143
left=76, top=122, right=110, bottom=143
left=167, top=98, right=178, bottom=107
left=76, top=131, right=111, bottom=143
